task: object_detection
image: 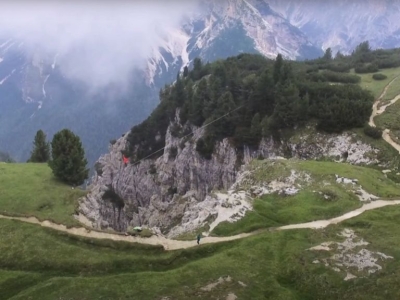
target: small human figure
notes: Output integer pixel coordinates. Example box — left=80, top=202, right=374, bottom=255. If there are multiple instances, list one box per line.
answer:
left=122, top=155, right=129, bottom=166
left=197, top=233, right=202, bottom=245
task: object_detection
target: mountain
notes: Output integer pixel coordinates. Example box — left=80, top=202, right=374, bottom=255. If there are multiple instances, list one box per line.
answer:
left=79, top=51, right=394, bottom=235
left=3, top=0, right=400, bottom=166
left=147, top=0, right=322, bottom=86
left=0, top=0, right=323, bottom=166
left=267, top=0, right=400, bottom=54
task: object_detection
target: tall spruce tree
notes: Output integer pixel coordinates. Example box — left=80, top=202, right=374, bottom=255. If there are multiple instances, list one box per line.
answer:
left=273, top=54, right=283, bottom=84
left=28, top=130, right=50, bottom=162
left=49, top=129, right=89, bottom=186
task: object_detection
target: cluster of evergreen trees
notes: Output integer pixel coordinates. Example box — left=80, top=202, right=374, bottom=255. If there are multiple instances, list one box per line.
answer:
left=28, top=129, right=88, bottom=186
left=306, top=41, right=400, bottom=74
left=127, top=43, right=385, bottom=161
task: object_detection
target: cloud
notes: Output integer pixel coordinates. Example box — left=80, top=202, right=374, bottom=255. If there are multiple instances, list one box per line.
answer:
left=0, top=0, right=199, bottom=92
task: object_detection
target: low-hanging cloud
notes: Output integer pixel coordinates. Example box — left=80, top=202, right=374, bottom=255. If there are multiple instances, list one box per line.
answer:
left=0, top=0, right=199, bottom=92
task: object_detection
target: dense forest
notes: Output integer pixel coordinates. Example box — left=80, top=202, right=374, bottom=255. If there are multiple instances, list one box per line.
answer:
left=126, top=41, right=396, bottom=161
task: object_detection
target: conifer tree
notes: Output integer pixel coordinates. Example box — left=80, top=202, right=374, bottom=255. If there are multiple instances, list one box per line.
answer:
left=49, top=129, right=89, bottom=186
left=28, top=130, right=50, bottom=162
left=273, top=54, right=283, bottom=84
left=323, top=48, right=333, bottom=60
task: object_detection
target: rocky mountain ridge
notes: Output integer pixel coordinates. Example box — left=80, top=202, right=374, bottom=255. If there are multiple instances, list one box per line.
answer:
left=267, top=0, right=400, bottom=54
left=80, top=110, right=380, bottom=236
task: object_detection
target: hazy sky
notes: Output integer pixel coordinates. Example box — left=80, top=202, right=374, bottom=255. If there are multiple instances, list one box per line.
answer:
left=0, top=1, right=199, bottom=92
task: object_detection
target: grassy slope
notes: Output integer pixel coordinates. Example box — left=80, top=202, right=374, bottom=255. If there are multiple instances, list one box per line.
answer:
left=0, top=163, right=86, bottom=227
left=2, top=204, right=400, bottom=299
left=351, top=66, right=400, bottom=98
left=212, top=159, right=400, bottom=236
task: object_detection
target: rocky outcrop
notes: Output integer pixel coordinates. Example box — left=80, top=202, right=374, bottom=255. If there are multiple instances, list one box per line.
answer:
left=80, top=118, right=380, bottom=235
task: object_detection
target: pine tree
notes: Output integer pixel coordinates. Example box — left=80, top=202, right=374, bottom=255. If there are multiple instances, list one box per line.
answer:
left=28, top=130, right=50, bottom=162
left=192, top=58, right=203, bottom=81
left=183, top=66, right=189, bottom=77
left=298, top=93, right=310, bottom=124
left=250, top=113, right=261, bottom=140
left=273, top=54, right=283, bottom=84
left=271, top=85, right=299, bottom=128
left=335, top=51, right=344, bottom=60
left=323, top=48, right=333, bottom=60
left=49, top=129, right=89, bottom=186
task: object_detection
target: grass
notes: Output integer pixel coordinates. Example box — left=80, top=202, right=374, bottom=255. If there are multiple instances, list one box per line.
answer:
left=1, top=156, right=400, bottom=298
left=376, top=99, right=400, bottom=129
left=383, top=77, right=400, bottom=100
left=212, top=159, right=400, bottom=236
left=351, top=66, right=400, bottom=98
left=0, top=217, right=336, bottom=300
left=4, top=203, right=400, bottom=299
left=0, top=163, right=87, bottom=227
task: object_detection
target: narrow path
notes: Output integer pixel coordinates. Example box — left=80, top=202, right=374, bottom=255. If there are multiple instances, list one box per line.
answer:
left=369, top=75, right=400, bottom=153
left=368, top=75, right=400, bottom=127
left=2, top=200, right=400, bottom=250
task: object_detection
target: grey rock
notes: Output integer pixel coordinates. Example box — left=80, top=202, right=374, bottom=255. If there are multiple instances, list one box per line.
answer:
left=79, top=114, right=380, bottom=235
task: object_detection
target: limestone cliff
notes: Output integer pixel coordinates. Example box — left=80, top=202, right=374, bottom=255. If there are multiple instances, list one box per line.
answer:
left=79, top=114, right=379, bottom=236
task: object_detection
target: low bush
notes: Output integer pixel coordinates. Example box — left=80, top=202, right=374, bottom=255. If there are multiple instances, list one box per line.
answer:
left=363, top=125, right=382, bottom=139
left=372, top=73, right=387, bottom=80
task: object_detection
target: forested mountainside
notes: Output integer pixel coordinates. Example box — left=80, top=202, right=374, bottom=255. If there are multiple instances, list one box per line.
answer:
left=125, top=42, right=393, bottom=162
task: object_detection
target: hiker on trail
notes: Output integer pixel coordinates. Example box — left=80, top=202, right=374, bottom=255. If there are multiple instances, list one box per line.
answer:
left=197, top=233, right=202, bottom=245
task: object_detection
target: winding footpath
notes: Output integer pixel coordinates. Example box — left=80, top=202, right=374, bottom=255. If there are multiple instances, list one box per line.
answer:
left=369, top=75, right=400, bottom=153
left=3, top=77, right=400, bottom=251
left=2, top=200, right=400, bottom=250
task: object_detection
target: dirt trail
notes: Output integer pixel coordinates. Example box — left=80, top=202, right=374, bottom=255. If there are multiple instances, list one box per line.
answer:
left=368, top=76, right=400, bottom=127
left=2, top=200, right=400, bottom=250
left=278, top=200, right=400, bottom=230
left=0, top=214, right=253, bottom=251
left=368, top=76, right=400, bottom=153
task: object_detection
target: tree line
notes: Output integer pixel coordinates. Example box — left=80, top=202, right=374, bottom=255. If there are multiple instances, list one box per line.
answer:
left=28, top=129, right=88, bottom=186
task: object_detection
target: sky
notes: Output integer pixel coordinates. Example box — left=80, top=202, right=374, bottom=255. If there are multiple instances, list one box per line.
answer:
left=0, top=1, right=199, bottom=92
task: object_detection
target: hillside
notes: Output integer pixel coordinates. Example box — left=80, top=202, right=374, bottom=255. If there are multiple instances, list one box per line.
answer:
left=1, top=160, right=400, bottom=298
left=77, top=43, right=400, bottom=236
left=0, top=163, right=86, bottom=227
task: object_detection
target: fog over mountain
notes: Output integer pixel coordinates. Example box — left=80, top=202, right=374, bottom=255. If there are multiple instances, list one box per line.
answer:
left=0, top=1, right=198, bottom=93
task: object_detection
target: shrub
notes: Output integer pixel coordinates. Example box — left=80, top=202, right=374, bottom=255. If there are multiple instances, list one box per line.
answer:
left=196, top=136, right=215, bottom=159
left=355, top=63, right=379, bottom=74
left=169, top=146, right=178, bottom=159
left=110, top=139, right=117, bottom=145
left=372, top=73, right=387, bottom=80
left=363, top=125, right=382, bottom=139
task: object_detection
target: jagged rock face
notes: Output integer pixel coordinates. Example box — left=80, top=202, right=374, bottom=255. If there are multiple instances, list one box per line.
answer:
left=146, top=0, right=322, bottom=85
left=80, top=118, right=379, bottom=234
left=81, top=124, right=238, bottom=233
left=267, top=0, right=400, bottom=53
